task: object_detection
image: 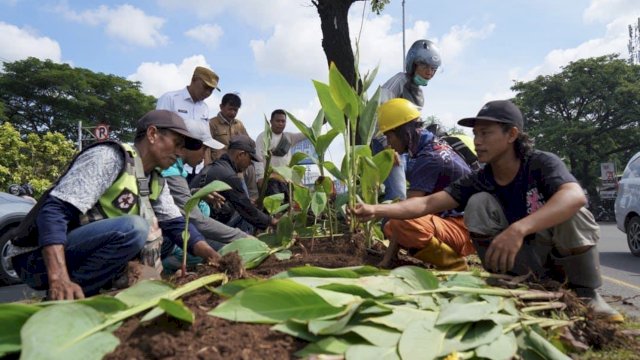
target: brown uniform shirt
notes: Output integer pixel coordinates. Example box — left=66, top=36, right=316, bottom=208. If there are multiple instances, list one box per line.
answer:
left=209, top=112, right=248, bottom=161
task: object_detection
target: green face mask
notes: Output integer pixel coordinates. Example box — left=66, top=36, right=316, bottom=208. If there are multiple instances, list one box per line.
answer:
left=413, top=74, right=429, bottom=86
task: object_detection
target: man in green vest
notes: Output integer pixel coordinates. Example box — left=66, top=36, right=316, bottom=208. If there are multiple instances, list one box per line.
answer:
left=7, top=110, right=222, bottom=300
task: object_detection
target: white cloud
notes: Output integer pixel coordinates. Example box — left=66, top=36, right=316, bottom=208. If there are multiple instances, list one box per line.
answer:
left=438, top=24, right=495, bottom=65
left=185, top=24, right=224, bottom=47
left=57, top=4, right=168, bottom=47
left=128, top=55, right=210, bottom=98
left=0, top=22, right=62, bottom=63
left=583, top=0, right=639, bottom=23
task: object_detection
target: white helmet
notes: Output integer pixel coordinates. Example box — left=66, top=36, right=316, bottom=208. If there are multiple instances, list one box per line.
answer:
left=405, top=39, right=441, bottom=74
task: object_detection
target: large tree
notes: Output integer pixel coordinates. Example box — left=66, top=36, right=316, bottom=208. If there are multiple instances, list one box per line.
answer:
left=312, top=0, right=389, bottom=88
left=512, top=55, right=640, bottom=197
left=0, top=57, right=156, bottom=142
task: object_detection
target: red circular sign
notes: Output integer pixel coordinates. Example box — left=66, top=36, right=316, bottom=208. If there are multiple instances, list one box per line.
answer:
left=94, top=124, right=109, bottom=141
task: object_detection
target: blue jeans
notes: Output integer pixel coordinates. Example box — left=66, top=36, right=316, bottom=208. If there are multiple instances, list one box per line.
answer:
left=12, top=215, right=148, bottom=296
left=371, top=136, right=407, bottom=202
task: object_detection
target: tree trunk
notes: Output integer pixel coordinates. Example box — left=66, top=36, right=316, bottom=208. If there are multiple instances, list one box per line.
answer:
left=314, top=0, right=358, bottom=88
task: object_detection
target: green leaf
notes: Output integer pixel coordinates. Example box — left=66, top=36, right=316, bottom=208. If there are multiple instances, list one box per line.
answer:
left=293, top=184, right=312, bottom=211
left=77, top=296, right=129, bottom=314
left=522, top=328, right=572, bottom=360
left=260, top=118, right=272, bottom=159
left=329, top=62, right=359, bottom=122
left=311, top=108, right=326, bottom=139
left=362, top=65, right=380, bottom=94
left=323, top=160, right=345, bottom=181
left=358, top=87, right=382, bottom=145
left=289, top=151, right=311, bottom=166
left=442, top=273, right=487, bottom=288
left=273, top=165, right=306, bottom=185
left=475, top=332, right=518, bottom=360
left=209, top=278, right=346, bottom=323
left=441, top=320, right=503, bottom=354
left=263, top=193, right=285, bottom=215
left=286, top=110, right=315, bottom=143
left=274, top=249, right=292, bottom=260
left=354, top=144, right=373, bottom=158
left=436, top=301, right=498, bottom=325
left=345, top=345, right=400, bottom=360
left=318, top=283, right=380, bottom=299
left=275, top=214, right=294, bottom=246
left=0, top=303, right=40, bottom=354
left=214, top=278, right=263, bottom=297
left=339, top=324, right=401, bottom=347
left=315, top=128, right=340, bottom=156
left=219, top=238, right=271, bottom=269
left=115, top=280, right=175, bottom=307
left=157, top=298, right=194, bottom=324
left=296, top=336, right=352, bottom=357
left=366, top=306, right=437, bottom=331
left=274, top=265, right=382, bottom=279
left=184, top=180, right=232, bottom=215
left=308, top=302, right=362, bottom=335
left=390, top=266, right=439, bottom=291
left=398, top=319, right=447, bottom=360
left=372, top=148, right=395, bottom=184
left=310, top=191, right=328, bottom=217
left=20, top=303, right=119, bottom=360
left=272, top=320, right=321, bottom=342
left=313, top=80, right=345, bottom=132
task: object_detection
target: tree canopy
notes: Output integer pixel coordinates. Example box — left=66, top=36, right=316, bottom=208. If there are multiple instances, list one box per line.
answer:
left=512, top=55, right=640, bottom=197
left=0, top=57, right=156, bottom=142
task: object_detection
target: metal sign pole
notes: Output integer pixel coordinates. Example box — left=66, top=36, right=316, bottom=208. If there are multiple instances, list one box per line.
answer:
left=78, top=120, right=82, bottom=151
left=402, top=0, right=406, bottom=70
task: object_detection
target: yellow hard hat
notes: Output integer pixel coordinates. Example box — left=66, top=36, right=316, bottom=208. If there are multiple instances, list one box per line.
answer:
left=377, top=98, right=421, bottom=134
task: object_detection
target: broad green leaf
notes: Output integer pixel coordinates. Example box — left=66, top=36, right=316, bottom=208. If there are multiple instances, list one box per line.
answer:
left=358, top=87, right=382, bottom=145
left=272, top=166, right=295, bottom=183
left=157, top=298, right=194, bottom=324
left=311, top=191, right=328, bottom=217
left=311, top=108, right=325, bottom=139
left=292, top=164, right=307, bottom=184
left=274, top=165, right=305, bottom=185
left=360, top=157, right=379, bottom=204
left=442, top=273, right=486, bottom=288
left=354, top=144, right=373, bottom=158
left=257, top=232, right=280, bottom=247
left=263, top=193, right=285, bottom=215
left=272, top=320, right=321, bottom=342
left=288, top=277, right=387, bottom=298
left=289, top=151, right=312, bottom=166
left=436, top=301, right=498, bottom=325
left=0, top=303, right=40, bottom=354
left=441, top=320, right=502, bottom=354
left=274, top=265, right=382, bottom=279
left=286, top=111, right=315, bottom=142
left=372, top=148, right=395, bottom=184
left=296, top=336, right=351, bottom=357
left=276, top=214, right=294, bottom=246
left=313, top=288, right=362, bottom=307
left=315, top=128, right=340, bottom=156
left=115, top=280, right=175, bottom=307
left=361, top=65, right=380, bottom=94
left=391, top=266, right=439, bottom=291
left=323, top=160, right=345, bottom=181
left=293, top=184, right=312, bottom=211
left=308, top=302, right=363, bottom=335
left=338, top=324, right=401, bottom=347
left=209, top=278, right=345, bottom=323
left=345, top=345, right=400, bottom=360
left=184, top=180, right=232, bottom=215
left=77, top=296, right=129, bottom=314
left=274, top=249, right=292, bottom=260
left=214, top=278, right=263, bottom=297
left=313, top=80, right=345, bottom=132
left=329, top=62, right=359, bottom=121
left=366, top=306, right=437, bottom=331
left=20, top=303, right=119, bottom=360
left=315, top=175, right=334, bottom=195
left=219, top=237, right=270, bottom=269
left=318, top=283, right=380, bottom=298
left=522, top=328, right=571, bottom=360
left=398, top=319, right=448, bottom=360
left=475, top=332, right=518, bottom=360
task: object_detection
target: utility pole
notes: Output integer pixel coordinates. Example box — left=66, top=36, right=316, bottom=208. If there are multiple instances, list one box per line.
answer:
left=628, top=17, right=640, bottom=65
left=402, top=0, right=406, bottom=70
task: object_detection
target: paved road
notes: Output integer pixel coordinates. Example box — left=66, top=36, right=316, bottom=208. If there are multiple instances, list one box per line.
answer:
left=597, top=222, right=640, bottom=319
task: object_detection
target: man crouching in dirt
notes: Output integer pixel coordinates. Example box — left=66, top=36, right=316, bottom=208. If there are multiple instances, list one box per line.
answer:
left=6, top=110, right=222, bottom=300
left=375, top=98, right=475, bottom=271
left=355, top=100, right=623, bottom=323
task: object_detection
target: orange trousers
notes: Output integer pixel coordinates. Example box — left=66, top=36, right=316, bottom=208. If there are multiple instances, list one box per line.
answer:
left=384, top=215, right=475, bottom=256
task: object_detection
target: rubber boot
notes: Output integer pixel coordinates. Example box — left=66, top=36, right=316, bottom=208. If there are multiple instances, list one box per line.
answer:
left=551, top=247, right=624, bottom=323
left=413, top=236, right=468, bottom=271
left=471, top=235, right=549, bottom=278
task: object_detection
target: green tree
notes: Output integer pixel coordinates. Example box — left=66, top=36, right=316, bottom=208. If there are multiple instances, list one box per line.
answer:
left=512, top=55, right=640, bottom=197
left=0, top=122, right=76, bottom=197
left=0, top=57, right=156, bottom=142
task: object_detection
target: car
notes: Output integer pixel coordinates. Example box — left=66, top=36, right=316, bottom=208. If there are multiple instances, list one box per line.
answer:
left=0, top=192, right=34, bottom=284
left=614, top=151, right=640, bottom=256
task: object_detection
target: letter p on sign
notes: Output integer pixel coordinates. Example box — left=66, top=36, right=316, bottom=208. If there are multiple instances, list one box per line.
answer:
left=94, top=124, right=109, bottom=141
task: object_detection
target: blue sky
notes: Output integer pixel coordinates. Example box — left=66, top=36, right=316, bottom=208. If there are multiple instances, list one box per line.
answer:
left=1, top=0, right=638, bottom=163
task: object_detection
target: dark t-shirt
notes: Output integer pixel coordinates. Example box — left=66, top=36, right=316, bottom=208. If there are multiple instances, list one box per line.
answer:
left=406, top=130, right=471, bottom=195
left=445, top=150, right=577, bottom=224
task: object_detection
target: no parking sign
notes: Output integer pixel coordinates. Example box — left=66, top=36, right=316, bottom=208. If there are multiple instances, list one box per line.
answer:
left=94, top=124, right=109, bottom=141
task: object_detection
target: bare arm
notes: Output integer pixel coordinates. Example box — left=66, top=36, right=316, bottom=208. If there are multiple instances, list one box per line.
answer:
left=485, top=182, right=587, bottom=273
left=42, top=245, right=84, bottom=300
left=354, top=191, right=459, bottom=221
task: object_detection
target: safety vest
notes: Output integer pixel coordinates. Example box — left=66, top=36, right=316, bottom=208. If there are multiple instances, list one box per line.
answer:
left=80, top=142, right=163, bottom=224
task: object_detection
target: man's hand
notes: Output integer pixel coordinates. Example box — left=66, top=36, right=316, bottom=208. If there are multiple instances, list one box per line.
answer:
left=48, top=278, right=84, bottom=300
left=192, top=241, right=222, bottom=267
left=42, top=244, right=85, bottom=300
left=204, top=192, right=226, bottom=208
left=352, top=203, right=377, bottom=222
left=484, top=225, right=525, bottom=273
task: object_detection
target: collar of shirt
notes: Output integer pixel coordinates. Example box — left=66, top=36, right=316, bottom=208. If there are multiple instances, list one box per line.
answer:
left=181, top=86, right=197, bottom=103
left=217, top=112, right=236, bottom=125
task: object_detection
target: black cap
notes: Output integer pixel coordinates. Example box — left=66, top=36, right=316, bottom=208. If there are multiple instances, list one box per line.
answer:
left=136, top=110, right=203, bottom=150
left=228, top=134, right=261, bottom=162
left=458, top=100, right=524, bottom=131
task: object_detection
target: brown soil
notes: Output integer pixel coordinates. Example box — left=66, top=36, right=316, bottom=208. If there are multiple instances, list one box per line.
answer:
left=104, top=233, right=638, bottom=359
